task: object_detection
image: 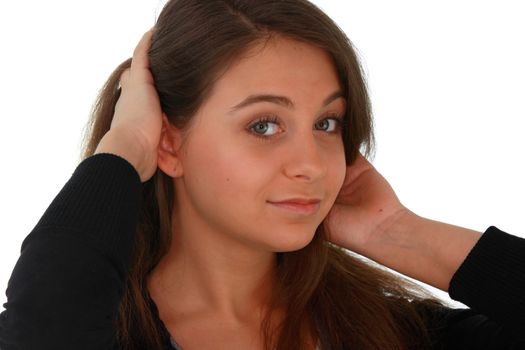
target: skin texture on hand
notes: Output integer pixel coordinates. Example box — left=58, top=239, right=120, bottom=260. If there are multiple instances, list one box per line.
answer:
left=323, top=154, right=406, bottom=251
left=324, top=154, right=482, bottom=291
left=95, top=28, right=163, bottom=182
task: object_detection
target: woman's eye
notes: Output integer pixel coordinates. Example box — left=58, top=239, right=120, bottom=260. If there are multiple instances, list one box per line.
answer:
left=248, top=115, right=343, bottom=140
left=315, top=117, right=342, bottom=133
left=249, top=118, right=281, bottom=137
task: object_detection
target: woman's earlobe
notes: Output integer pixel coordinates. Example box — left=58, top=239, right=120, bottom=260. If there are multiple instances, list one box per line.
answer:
left=157, top=114, right=184, bottom=178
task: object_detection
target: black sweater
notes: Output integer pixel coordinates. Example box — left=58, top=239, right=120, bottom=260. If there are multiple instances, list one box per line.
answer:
left=0, top=153, right=524, bottom=349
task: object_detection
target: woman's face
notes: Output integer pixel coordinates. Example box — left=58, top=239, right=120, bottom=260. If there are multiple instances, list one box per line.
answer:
left=172, top=37, right=347, bottom=253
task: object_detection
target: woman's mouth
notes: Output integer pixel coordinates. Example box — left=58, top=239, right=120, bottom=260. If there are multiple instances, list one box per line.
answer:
left=267, top=198, right=321, bottom=215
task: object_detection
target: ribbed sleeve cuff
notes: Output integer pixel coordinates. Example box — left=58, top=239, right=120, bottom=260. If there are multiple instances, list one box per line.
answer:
left=22, top=153, right=142, bottom=270
left=449, top=226, right=525, bottom=324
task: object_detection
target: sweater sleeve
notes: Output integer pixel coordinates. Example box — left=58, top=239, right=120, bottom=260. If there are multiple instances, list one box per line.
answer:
left=0, top=153, right=142, bottom=350
left=432, top=226, right=525, bottom=349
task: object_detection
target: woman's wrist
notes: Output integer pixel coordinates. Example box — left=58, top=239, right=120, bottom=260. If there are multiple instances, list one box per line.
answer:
left=363, top=209, right=482, bottom=291
left=369, top=207, right=417, bottom=248
left=94, top=129, right=150, bottom=182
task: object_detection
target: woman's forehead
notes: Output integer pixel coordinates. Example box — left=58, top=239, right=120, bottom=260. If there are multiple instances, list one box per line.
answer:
left=207, top=37, right=342, bottom=107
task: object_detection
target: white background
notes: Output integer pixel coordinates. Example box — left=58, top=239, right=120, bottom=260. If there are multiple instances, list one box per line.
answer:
left=1, top=1, right=524, bottom=309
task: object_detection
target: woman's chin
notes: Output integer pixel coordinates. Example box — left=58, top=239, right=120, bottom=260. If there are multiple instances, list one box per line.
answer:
left=267, top=230, right=317, bottom=253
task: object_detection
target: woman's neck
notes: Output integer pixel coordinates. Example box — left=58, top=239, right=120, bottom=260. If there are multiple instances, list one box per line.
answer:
left=147, top=210, right=278, bottom=325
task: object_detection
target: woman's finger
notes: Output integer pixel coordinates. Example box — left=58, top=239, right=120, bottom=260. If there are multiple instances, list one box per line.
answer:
left=118, top=68, right=130, bottom=89
left=130, top=28, right=155, bottom=84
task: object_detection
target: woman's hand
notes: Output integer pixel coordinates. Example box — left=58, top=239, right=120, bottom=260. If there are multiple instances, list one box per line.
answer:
left=323, top=154, right=481, bottom=291
left=323, top=154, right=408, bottom=254
left=95, top=28, right=163, bottom=182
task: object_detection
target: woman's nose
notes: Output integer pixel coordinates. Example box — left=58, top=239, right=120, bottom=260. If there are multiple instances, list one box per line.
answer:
left=283, top=132, right=327, bottom=182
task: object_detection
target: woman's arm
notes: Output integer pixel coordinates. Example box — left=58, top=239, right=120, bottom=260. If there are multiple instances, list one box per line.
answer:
left=418, top=225, right=525, bottom=348
left=0, top=28, right=163, bottom=349
left=325, top=154, right=525, bottom=346
left=324, top=155, right=525, bottom=348
left=0, top=153, right=142, bottom=349
left=358, top=209, right=481, bottom=292
left=95, top=27, right=162, bottom=183
left=324, top=154, right=481, bottom=291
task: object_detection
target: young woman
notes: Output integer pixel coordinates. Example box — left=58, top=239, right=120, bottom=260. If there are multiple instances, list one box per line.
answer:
left=1, top=0, right=524, bottom=349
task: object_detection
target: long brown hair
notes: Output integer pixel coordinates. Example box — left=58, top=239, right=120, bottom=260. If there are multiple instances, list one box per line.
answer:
left=82, top=1, right=445, bottom=349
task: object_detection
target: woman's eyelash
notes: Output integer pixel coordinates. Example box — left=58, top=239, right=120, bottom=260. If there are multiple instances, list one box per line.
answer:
left=252, top=116, right=280, bottom=129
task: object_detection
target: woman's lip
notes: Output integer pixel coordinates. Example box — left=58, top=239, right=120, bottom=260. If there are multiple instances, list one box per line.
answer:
left=268, top=201, right=321, bottom=215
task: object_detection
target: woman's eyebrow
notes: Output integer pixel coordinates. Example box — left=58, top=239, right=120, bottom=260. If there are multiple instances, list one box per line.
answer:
left=229, top=90, right=344, bottom=113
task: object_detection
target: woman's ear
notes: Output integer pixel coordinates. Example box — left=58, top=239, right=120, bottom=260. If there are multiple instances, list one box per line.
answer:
left=157, top=114, right=184, bottom=178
